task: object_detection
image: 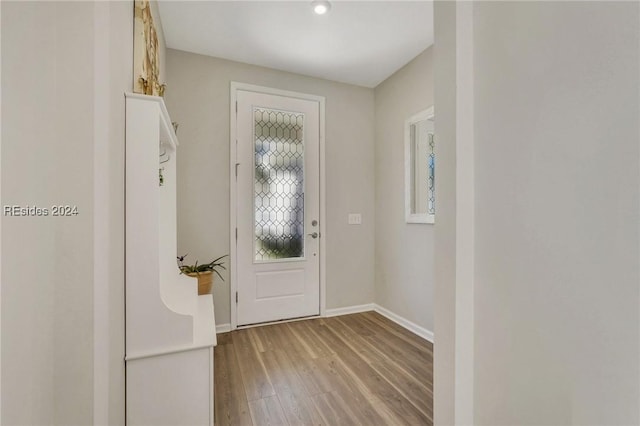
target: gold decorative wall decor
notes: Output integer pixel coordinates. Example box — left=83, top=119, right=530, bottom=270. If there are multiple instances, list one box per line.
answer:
left=134, top=0, right=165, bottom=96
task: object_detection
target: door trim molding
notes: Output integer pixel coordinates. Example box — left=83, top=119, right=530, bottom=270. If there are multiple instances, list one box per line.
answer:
left=229, top=82, right=327, bottom=331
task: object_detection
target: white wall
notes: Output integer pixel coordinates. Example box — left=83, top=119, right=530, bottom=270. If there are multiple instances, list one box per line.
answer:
left=51, top=3, right=96, bottom=422
left=2, top=3, right=58, bottom=421
left=2, top=2, right=94, bottom=422
left=473, top=2, right=639, bottom=423
left=165, top=49, right=375, bottom=327
left=435, top=2, right=640, bottom=424
left=433, top=2, right=457, bottom=423
left=105, top=2, right=133, bottom=425
left=374, top=48, right=434, bottom=333
left=1, top=2, right=132, bottom=424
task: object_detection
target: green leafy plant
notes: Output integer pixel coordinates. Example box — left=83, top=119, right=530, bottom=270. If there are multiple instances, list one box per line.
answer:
left=177, top=254, right=228, bottom=281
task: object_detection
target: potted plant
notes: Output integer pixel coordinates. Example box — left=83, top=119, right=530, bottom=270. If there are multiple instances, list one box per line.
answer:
left=177, top=254, right=228, bottom=295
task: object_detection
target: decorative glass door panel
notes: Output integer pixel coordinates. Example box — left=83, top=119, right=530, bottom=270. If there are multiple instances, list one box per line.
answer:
left=427, top=130, right=435, bottom=215
left=253, top=108, right=305, bottom=261
left=235, top=89, right=320, bottom=327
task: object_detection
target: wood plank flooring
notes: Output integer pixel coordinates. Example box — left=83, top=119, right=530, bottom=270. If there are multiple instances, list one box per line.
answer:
left=214, top=311, right=433, bottom=426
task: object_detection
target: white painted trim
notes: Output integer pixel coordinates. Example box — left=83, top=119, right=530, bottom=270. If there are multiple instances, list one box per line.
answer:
left=125, top=342, right=215, bottom=362
left=209, top=346, right=214, bottom=426
left=405, top=106, right=436, bottom=225
left=125, top=92, right=178, bottom=150
left=323, top=303, right=434, bottom=343
left=0, top=2, right=3, bottom=420
left=216, top=323, right=231, bottom=334
left=223, top=300, right=434, bottom=345
left=325, top=304, right=375, bottom=317
left=454, top=2, right=475, bottom=424
left=231, top=82, right=326, bottom=105
left=229, top=82, right=327, bottom=331
left=229, top=85, right=238, bottom=330
left=218, top=302, right=435, bottom=345
left=237, top=315, right=320, bottom=330
left=93, top=4, right=110, bottom=425
left=319, top=93, right=327, bottom=318
left=373, top=304, right=434, bottom=343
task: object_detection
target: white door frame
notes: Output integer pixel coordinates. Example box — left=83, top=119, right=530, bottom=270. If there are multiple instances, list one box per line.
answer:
left=229, top=82, right=326, bottom=331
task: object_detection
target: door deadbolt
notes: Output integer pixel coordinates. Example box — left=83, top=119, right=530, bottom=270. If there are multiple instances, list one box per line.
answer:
left=311, top=220, right=318, bottom=226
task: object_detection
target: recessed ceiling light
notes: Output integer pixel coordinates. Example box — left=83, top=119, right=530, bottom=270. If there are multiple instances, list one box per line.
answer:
left=311, top=0, right=331, bottom=15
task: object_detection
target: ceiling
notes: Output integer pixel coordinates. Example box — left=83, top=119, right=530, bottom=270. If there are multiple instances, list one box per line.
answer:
left=157, top=1, right=433, bottom=88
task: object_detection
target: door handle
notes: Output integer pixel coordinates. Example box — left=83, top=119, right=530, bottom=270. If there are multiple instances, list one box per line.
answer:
left=307, top=232, right=319, bottom=239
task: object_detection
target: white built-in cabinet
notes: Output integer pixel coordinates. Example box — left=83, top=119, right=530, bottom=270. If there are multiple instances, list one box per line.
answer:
left=125, top=93, right=216, bottom=425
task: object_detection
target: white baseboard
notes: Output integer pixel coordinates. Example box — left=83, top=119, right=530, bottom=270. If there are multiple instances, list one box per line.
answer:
left=325, top=303, right=375, bottom=317
left=216, top=323, right=231, bottom=334
left=218, top=304, right=434, bottom=344
left=373, top=304, right=434, bottom=343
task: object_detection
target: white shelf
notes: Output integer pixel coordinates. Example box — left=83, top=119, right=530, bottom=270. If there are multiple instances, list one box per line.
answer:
left=125, top=92, right=179, bottom=150
left=125, top=93, right=215, bottom=426
left=125, top=294, right=216, bottom=362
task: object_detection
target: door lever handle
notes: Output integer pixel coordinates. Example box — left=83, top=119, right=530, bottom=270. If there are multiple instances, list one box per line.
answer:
left=307, top=232, right=319, bottom=239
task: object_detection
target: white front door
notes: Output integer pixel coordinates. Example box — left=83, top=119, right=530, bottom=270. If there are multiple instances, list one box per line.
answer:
left=235, top=89, right=321, bottom=326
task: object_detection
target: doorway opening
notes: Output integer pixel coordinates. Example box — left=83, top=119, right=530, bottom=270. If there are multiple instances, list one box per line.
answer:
left=229, top=83, right=327, bottom=330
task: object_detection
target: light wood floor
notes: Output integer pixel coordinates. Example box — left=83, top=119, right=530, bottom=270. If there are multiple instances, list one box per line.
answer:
left=214, top=311, right=433, bottom=426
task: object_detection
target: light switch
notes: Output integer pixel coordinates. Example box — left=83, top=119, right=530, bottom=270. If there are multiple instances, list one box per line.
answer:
left=348, top=213, right=362, bottom=225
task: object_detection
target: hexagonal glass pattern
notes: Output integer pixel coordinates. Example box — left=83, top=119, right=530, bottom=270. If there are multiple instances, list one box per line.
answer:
left=254, top=107, right=305, bottom=260
left=428, top=132, right=435, bottom=215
